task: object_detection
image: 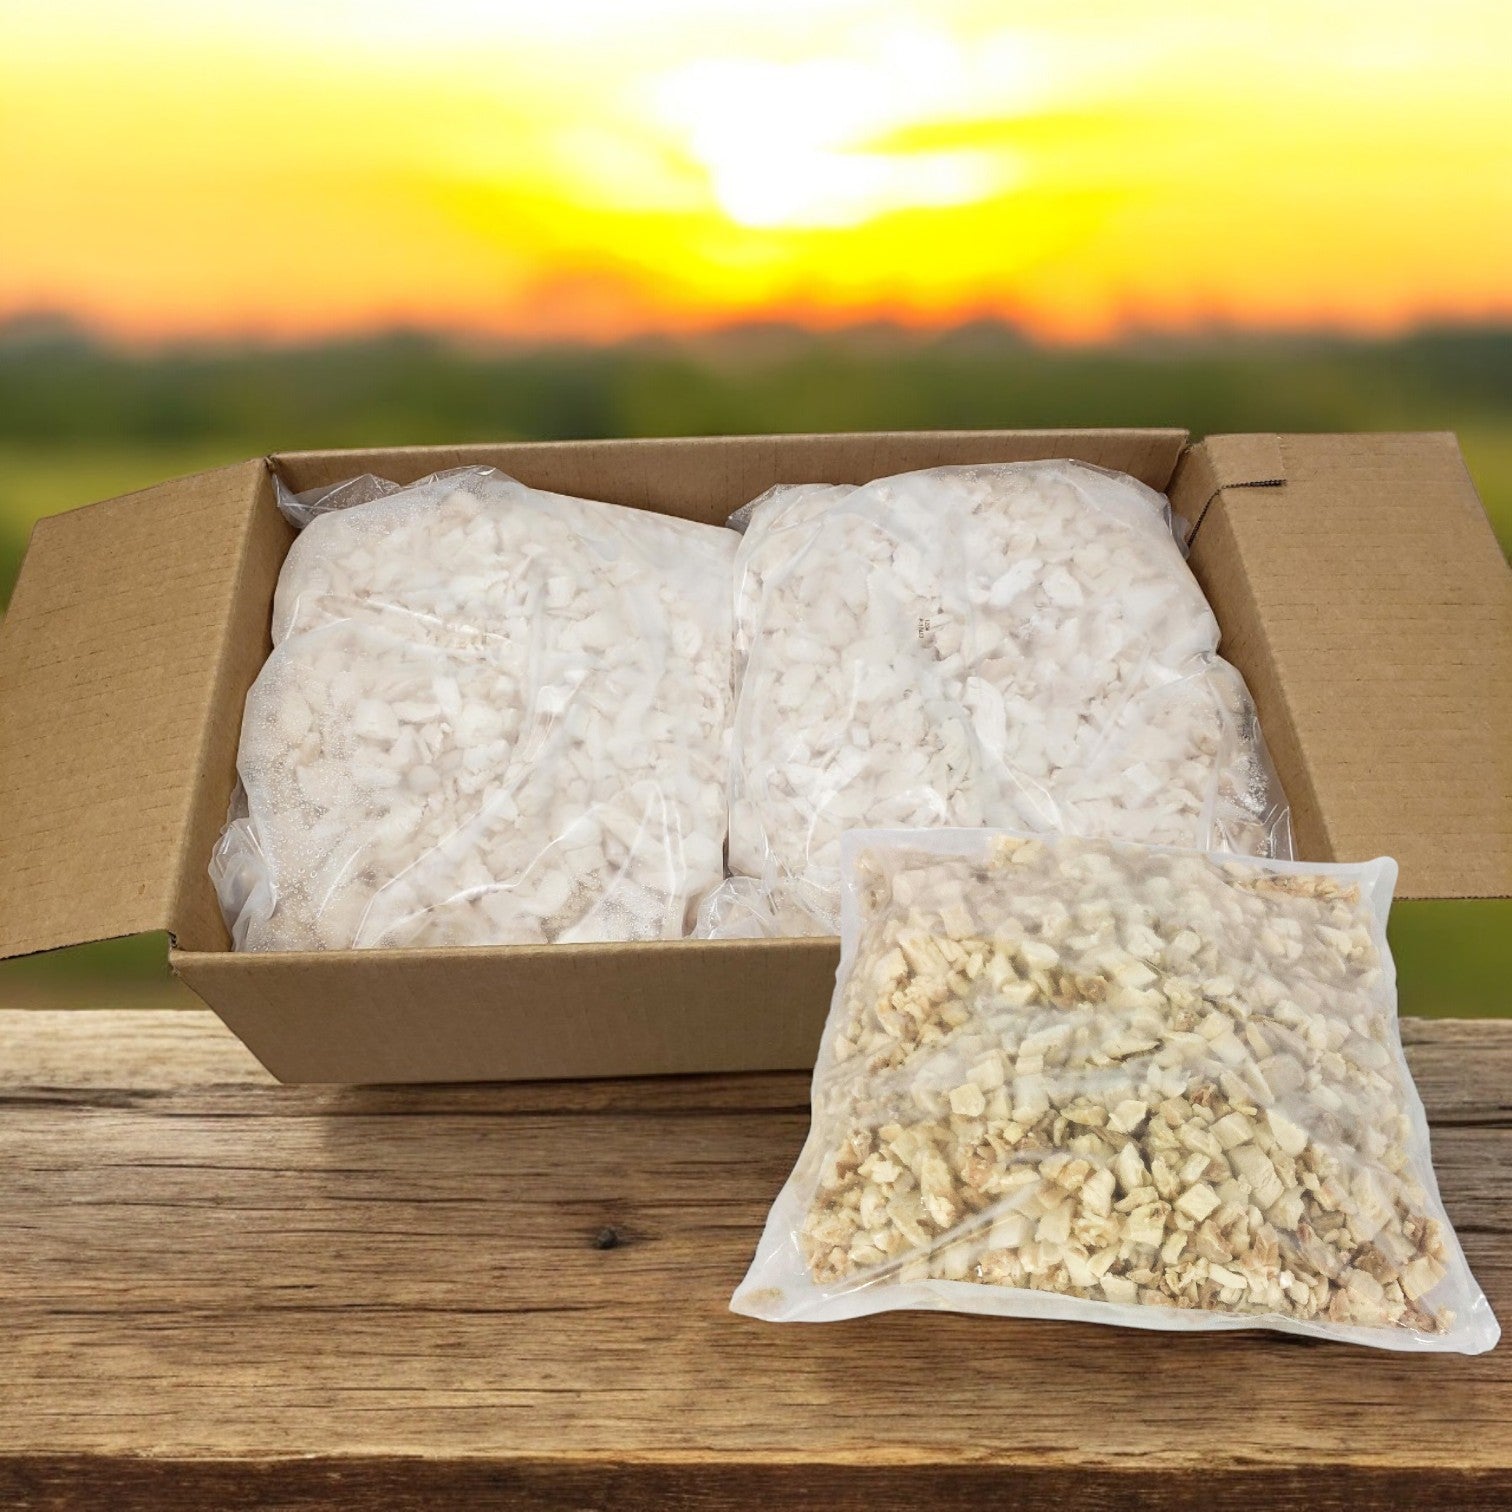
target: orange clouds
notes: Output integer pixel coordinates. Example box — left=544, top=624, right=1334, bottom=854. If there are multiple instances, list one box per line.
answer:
left=2, top=1, right=1508, bottom=342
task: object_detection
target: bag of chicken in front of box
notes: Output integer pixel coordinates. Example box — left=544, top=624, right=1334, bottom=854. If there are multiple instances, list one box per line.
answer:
left=211, top=467, right=735, bottom=949
left=732, top=827, right=1497, bottom=1352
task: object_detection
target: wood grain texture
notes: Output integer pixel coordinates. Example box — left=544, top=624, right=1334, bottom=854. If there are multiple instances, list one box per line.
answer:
left=2, top=1010, right=1508, bottom=1511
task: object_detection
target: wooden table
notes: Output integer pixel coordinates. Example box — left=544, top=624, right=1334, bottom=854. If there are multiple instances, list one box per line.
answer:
left=3, top=1010, right=1508, bottom=1510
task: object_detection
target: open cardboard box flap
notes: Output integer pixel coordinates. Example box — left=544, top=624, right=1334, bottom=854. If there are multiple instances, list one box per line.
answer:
left=0, top=459, right=287, bottom=961
left=0, top=428, right=1506, bottom=1083
left=1182, top=432, right=1510, bottom=900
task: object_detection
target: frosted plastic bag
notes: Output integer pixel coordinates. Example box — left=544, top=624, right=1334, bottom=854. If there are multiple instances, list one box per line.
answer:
left=701, top=461, right=1291, bottom=938
left=733, top=828, right=1498, bottom=1353
left=212, top=467, right=735, bottom=949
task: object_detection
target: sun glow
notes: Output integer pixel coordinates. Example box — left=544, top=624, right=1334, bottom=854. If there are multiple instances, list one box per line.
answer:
left=1, top=1, right=1509, bottom=341
left=649, top=34, right=1034, bottom=229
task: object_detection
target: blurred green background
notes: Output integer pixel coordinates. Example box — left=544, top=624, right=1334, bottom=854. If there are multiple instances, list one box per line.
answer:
left=0, top=320, right=1507, bottom=1015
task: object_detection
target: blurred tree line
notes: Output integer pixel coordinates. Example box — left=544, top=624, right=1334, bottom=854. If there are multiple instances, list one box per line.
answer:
left=2, top=318, right=1508, bottom=450
left=2, top=320, right=1510, bottom=609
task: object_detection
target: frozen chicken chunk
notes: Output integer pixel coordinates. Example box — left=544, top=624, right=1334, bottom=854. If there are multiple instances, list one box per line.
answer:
left=702, top=461, right=1290, bottom=937
left=212, top=468, right=735, bottom=949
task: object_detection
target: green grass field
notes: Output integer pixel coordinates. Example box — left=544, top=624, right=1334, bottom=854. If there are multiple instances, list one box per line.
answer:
left=0, top=326, right=1505, bottom=1016
left=0, top=442, right=247, bottom=598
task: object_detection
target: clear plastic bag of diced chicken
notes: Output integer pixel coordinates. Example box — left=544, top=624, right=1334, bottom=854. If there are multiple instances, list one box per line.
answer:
left=700, top=461, right=1291, bottom=938
left=211, top=466, right=735, bottom=949
left=732, top=828, right=1498, bottom=1353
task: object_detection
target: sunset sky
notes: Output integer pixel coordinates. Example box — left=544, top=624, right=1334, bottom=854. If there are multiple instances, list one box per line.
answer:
left=3, top=0, right=1509, bottom=343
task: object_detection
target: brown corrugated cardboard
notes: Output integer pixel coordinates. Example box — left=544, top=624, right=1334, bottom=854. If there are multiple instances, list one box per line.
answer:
left=179, top=938, right=843, bottom=1083
left=0, top=429, right=1506, bottom=1083
left=0, top=460, right=279, bottom=961
left=273, top=428, right=1187, bottom=519
left=1176, top=432, right=1511, bottom=898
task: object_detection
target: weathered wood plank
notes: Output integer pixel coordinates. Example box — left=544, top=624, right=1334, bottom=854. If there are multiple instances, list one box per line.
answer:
left=7, top=1459, right=1512, bottom=1512
left=0, top=1010, right=1508, bottom=1510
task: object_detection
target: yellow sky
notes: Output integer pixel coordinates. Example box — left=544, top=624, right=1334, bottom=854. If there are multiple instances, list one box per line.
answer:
left=2, top=0, right=1509, bottom=342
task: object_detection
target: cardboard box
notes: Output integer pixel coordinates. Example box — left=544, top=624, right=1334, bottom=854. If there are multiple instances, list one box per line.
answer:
left=1, top=430, right=1507, bottom=1082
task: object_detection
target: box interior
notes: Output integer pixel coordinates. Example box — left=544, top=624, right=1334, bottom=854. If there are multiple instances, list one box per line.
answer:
left=179, top=428, right=1195, bottom=958
left=272, top=429, right=1188, bottom=525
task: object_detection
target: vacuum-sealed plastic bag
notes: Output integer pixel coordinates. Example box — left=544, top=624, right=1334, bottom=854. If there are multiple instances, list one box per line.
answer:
left=732, top=828, right=1497, bottom=1353
left=212, top=467, right=735, bottom=950
left=701, top=462, right=1291, bottom=938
